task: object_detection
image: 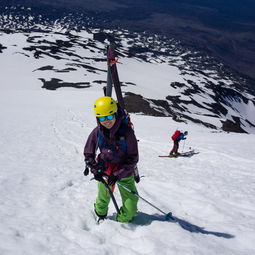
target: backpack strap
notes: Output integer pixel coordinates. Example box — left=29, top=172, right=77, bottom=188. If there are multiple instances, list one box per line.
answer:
left=97, top=129, right=104, bottom=151
left=97, top=123, right=128, bottom=154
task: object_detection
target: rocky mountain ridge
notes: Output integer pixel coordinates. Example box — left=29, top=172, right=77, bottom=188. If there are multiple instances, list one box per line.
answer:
left=1, top=4, right=255, bottom=133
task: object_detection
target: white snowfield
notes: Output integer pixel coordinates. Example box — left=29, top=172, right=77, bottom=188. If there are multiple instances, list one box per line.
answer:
left=1, top=30, right=255, bottom=133
left=0, top=29, right=255, bottom=255
left=0, top=88, right=255, bottom=255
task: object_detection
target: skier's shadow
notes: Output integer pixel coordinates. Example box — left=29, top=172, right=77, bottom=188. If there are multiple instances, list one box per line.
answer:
left=179, top=152, right=200, bottom=158
left=131, top=212, right=234, bottom=239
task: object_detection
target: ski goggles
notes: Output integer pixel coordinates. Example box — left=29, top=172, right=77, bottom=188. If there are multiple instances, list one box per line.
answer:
left=97, top=114, right=115, bottom=122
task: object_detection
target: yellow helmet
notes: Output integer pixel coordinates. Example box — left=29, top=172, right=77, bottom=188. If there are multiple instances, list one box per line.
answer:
left=93, top=96, right=117, bottom=117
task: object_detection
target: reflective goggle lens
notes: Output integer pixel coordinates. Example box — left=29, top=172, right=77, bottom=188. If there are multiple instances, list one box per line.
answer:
left=98, top=114, right=115, bottom=122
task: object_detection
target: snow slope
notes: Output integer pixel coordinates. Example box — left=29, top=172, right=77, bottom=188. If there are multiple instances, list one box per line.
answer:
left=1, top=85, right=255, bottom=255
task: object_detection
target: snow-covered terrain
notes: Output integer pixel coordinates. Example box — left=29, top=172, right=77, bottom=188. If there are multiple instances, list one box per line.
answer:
left=1, top=27, right=255, bottom=133
left=1, top=29, right=255, bottom=254
left=1, top=87, right=255, bottom=255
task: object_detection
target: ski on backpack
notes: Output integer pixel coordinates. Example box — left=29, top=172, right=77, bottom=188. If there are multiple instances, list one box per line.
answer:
left=105, top=43, right=140, bottom=183
left=107, top=44, right=125, bottom=110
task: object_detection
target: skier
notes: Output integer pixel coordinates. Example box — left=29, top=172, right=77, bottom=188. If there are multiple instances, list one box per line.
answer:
left=169, top=130, right=188, bottom=156
left=84, top=96, right=139, bottom=223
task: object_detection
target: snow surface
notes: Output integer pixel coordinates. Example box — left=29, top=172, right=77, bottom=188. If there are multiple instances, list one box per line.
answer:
left=1, top=30, right=255, bottom=255
left=1, top=87, right=255, bottom=255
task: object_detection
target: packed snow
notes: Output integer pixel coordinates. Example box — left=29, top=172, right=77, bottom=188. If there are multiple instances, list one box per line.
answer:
left=1, top=30, right=255, bottom=255
left=1, top=87, right=255, bottom=255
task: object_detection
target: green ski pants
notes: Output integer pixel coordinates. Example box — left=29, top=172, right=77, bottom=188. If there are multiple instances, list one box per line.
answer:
left=94, top=175, right=138, bottom=223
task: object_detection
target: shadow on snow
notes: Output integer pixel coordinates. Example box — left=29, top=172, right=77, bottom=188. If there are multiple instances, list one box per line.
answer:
left=179, top=152, right=200, bottom=158
left=131, top=212, right=235, bottom=239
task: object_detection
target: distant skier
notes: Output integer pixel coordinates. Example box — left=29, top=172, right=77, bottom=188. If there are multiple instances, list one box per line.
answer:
left=84, top=96, right=139, bottom=223
left=169, top=130, right=188, bottom=156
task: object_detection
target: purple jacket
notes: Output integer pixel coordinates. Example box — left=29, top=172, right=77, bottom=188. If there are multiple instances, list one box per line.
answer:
left=84, top=108, right=139, bottom=180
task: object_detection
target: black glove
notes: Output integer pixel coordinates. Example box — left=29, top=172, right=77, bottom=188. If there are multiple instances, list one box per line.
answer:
left=83, top=166, right=89, bottom=176
left=107, top=173, right=118, bottom=186
left=134, top=174, right=140, bottom=183
left=134, top=166, right=140, bottom=183
left=84, top=160, right=91, bottom=176
left=94, top=170, right=104, bottom=182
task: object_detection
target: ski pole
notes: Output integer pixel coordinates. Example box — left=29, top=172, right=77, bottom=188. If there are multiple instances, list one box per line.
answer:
left=182, top=140, right=186, bottom=152
left=101, top=178, right=121, bottom=215
left=90, top=175, right=120, bottom=215
left=117, top=182, right=173, bottom=220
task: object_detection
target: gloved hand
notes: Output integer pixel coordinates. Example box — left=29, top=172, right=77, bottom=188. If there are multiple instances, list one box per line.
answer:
left=107, top=173, right=118, bottom=186
left=134, top=166, right=140, bottom=183
left=83, top=166, right=89, bottom=176
left=84, top=160, right=91, bottom=176
left=134, top=174, right=140, bottom=183
left=94, top=170, right=104, bottom=182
